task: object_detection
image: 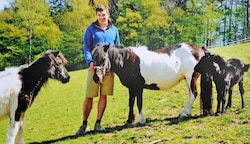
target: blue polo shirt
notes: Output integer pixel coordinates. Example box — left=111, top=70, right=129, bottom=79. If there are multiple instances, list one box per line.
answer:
left=83, top=21, right=120, bottom=65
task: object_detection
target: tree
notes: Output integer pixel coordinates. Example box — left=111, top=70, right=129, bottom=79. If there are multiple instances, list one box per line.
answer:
left=168, top=0, right=223, bottom=46
left=0, top=8, right=27, bottom=70
left=48, top=0, right=72, bottom=29
left=116, top=0, right=170, bottom=49
left=116, top=8, right=144, bottom=46
left=143, top=0, right=170, bottom=49
left=15, top=0, right=61, bottom=63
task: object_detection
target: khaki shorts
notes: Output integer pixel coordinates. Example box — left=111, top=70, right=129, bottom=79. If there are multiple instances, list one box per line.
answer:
left=86, top=69, right=114, bottom=98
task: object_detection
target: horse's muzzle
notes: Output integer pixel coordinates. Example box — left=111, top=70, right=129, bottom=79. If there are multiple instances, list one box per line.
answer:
left=61, top=76, right=70, bottom=83
left=93, top=72, right=100, bottom=84
left=93, top=70, right=102, bottom=84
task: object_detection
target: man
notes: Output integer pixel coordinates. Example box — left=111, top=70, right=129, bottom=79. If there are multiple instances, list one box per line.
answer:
left=76, top=4, right=120, bottom=136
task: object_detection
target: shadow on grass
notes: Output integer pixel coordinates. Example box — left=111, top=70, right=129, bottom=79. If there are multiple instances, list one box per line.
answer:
left=29, top=115, right=206, bottom=144
left=146, top=114, right=206, bottom=126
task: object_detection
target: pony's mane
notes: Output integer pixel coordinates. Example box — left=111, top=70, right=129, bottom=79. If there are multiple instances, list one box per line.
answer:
left=57, top=52, right=68, bottom=64
left=45, top=50, right=68, bottom=64
left=110, top=45, right=138, bottom=61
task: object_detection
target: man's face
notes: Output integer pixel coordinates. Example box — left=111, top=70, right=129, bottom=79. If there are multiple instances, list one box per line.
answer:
left=96, top=10, right=109, bottom=25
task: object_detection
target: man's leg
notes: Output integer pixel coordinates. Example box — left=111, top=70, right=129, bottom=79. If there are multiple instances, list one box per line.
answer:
left=97, top=94, right=107, bottom=120
left=75, top=97, right=93, bottom=136
left=95, top=94, right=107, bottom=132
left=84, top=97, right=93, bottom=121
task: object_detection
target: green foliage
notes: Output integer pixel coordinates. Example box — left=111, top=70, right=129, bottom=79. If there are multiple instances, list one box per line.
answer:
left=0, top=10, right=27, bottom=69
left=116, top=8, right=143, bottom=46
left=167, top=0, right=223, bottom=45
left=116, top=0, right=170, bottom=49
left=15, top=0, right=62, bottom=62
left=59, top=31, right=85, bottom=70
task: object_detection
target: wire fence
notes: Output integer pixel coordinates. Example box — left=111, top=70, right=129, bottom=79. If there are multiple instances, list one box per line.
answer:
left=207, top=37, right=250, bottom=49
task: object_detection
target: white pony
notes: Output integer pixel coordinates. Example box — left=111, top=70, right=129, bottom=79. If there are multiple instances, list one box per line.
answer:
left=92, top=43, right=206, bottom=125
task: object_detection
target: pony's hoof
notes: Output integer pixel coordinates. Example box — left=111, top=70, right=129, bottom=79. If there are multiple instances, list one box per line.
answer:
left=215, top=112, right=220, bottom=116
left=242, top=105, right=246, bottom=110
left=203, top=109, right=214, bottom=116
left=178, top=112, right=190, bottom=120
left=124, top=122, right=134, bottom=127
left=135, top=122, right=146, bottom=127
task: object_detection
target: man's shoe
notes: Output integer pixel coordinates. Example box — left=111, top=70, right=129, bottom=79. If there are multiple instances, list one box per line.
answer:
left=75, top=125, right=90, bottom=136
left=94, top=123, right=106, bottom=132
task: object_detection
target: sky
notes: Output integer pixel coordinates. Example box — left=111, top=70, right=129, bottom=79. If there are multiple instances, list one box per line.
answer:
left=0, top=0, right=12, bottom=11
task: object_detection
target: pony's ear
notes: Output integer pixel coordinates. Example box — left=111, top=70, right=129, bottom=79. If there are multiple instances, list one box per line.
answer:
left=205, top=52, right=211, bottom=57
left=243, top=64, right=249, bottom=72
left=53, top=50, right=60, bottom=57
left=104, top=44, right=110, bottom=52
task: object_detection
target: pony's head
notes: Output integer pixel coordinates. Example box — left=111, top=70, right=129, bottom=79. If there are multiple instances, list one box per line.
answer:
left=46, top=50, right=70, bottom=83
left=92, top=43, right=111, bottom=83
left=194, top=53, right=225, bottom=76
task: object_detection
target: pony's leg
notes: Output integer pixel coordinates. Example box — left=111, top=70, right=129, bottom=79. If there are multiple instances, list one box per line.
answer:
left=215, top=85, right=226, bottom=116
left=215, top=90, right=227, bottom=115
left=226, top=87, right=233, bottom=109
left=238, top=80, right=246, bottom=109
left=6, top=96, right=19, bottom=144
left=6, top=121, right=21, bottom=144
left=215, top=94, right=221, bottom=116
left=221, top=87, right=228, bottom=114
left=135, top=89, right=146, bottom=126
left=126, top=88, right=135, bottom=124
left=221, top=94, right=226, bottom=114
left=179, top=76, right=196, bottom=119
left=15, top=120, right=24, bottom=144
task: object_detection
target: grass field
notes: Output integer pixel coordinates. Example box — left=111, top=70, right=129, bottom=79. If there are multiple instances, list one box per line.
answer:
left=0, top=42, right=249, bottom=143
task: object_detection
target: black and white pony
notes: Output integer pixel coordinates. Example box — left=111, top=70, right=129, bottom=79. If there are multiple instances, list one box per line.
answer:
left=0, top=50, right=70, bottom=144
left=92, top=43, right=206, bottom=125
left=191, top=53, right=249, bottom=116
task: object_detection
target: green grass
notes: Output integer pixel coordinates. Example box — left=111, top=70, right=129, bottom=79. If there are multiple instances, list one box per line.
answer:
left=1, top=42, right=250, bottom=143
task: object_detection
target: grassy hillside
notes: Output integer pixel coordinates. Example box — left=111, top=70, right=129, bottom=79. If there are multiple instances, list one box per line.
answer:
left=0, top=42, right=249, bottom=143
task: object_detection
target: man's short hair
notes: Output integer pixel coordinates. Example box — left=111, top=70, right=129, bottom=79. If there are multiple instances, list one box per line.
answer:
left=95, top=4, right=109, bottom=14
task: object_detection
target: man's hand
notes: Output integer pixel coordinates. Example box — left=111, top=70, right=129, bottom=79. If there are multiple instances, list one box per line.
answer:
left=89, top=62, right=95, bottom=71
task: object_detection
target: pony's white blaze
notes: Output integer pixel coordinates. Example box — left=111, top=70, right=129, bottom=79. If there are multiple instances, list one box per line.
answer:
left=133, top=43, right=197, bottom=90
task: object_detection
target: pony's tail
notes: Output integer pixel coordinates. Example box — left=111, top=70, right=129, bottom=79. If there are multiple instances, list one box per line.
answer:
left=191, top=71, right=213, bottom=116
left=191, top=71, right=203, bottom=114
left=191, top=72, right=200, bottom=98
left=200, top=74, right=213, bottom=116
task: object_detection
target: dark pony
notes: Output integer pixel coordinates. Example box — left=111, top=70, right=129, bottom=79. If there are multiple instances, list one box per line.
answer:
left=191, top=53, right=249, bottom=116
left=0, top=50, right=70, bottom=144
left=92, top=43, right=206, bottom=125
